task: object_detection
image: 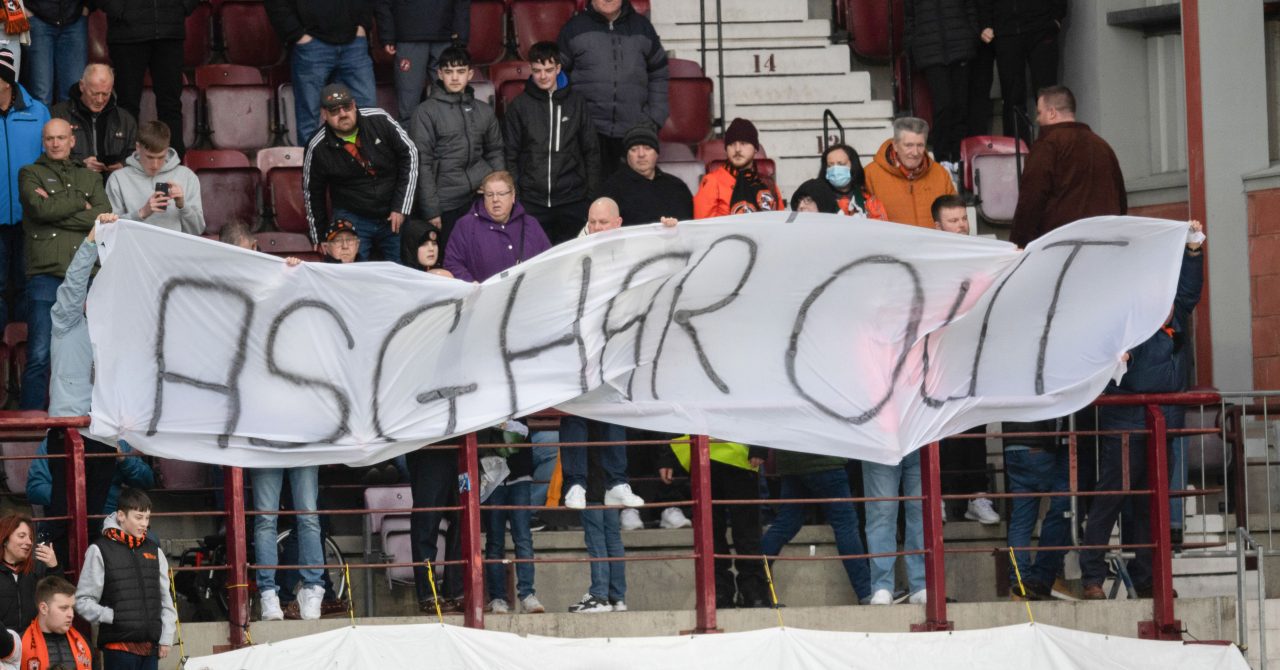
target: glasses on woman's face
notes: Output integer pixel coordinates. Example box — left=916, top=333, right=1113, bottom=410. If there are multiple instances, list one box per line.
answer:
left=483, top=189, right=513, bottom=200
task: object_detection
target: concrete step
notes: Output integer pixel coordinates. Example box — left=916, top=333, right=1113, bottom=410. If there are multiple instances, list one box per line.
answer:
left=728, top=100, right=894, bottom=130
left=668, top=44, right=853, bottom=78
left=650, top=0, right=808, bottom=24
left=760, top=124, right=891, bottom=160
left=655, top=19, right=833, bottom=48
left=718, top=71, right=873, bottom=106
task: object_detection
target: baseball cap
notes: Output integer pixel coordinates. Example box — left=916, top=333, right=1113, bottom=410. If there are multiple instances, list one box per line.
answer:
left=320, top=84, right=355, bottom=111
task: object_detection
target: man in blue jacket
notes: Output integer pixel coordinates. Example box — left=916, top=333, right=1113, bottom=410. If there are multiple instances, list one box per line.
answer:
left=0, top=48, right=50, bottom=351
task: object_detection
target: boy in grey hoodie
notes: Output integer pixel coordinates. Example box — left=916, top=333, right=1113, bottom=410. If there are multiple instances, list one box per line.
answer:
left=105, top=120, right=204, bottom=235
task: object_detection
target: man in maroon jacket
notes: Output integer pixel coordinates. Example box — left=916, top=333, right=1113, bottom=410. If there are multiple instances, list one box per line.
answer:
left=1009, top=85, right=1126, bottom=248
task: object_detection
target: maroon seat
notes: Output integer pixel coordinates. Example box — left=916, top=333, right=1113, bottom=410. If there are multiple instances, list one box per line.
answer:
left=266, top=167, right=309, bottom=236
left=255, top=232, right=322, bottom=261
left=659, top=77, right=713, bottom=145
left=368, top=21, right=396, bottom=84
left=185, top=2, right=214, bottom=68
left=193, top=167, right=261, bottom=235
left=488, top=61, right=531, bottom=101
left=194, top=63, right=264, bottom=89
left=668, top=58, right=704, bottom=78
left=255, top=146, right=304, bottom=176
left=205, top=84, right=274, bottom=150
left=139, top=86, right=200, bottom=154
left=510, top=0, right=574, bottom=60
left=498, top=79, right=524, bottom=115
left=847, top=0, right=903, bottom=61
left=184, top=149, right=251, bottom=170
left=88, top=11, right=109, bottom=65
left=219, top=1, right=285, bottom=68
left=4, top=323, right=26, bottom=399
left=470, top=0, right=509, bottom=66
left=375, top=83, right=397, bottom=116
left=893, top=55, right=932, bottom=128
left=705, top=158, right=777, bottom=181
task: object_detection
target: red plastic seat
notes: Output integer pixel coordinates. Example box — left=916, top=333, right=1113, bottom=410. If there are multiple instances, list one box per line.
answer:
left=205, top=84, right=274, bottom=150
left=959, top=135, right=1029, bottom=192
left=4, top=323, right=26, bottom=399
left=488, top=61, right=531, bottom=100
left=266, top=167, right=309, bottom=236
left=194, top=63, right=264, bottom=89
left=194, top=167, right=261, bottom=235
left=218, top=1, right=285, bottom=68
left=88, top=11, right=109, bottom=65
left=668, top=58, right=704, bottom=78
left=138, top=86, right=200, bottom=154
left=184, top=149, right=251, bottom=170
left=659, top=142, right=696, bottom=162
left=960, top=135, right=1029, bottom=225
left=155, top=458, right=209, bottom=489
left=659, top=77, right=712, bottom=144
left=657, top=160, right=704, bottom=195
left=470, top=0, right=508, bottom=66
left=375, top=83, right=397, bottom=116
left=511, top=0, right=574, bottom=60
left=255, top=146, right=305, bottom=176
left=255, top=232, right=322, bottom=261
left=185, top=2, right=214, bottom=68
left=847, top=0, right=903, bottom=61
left=705, top=158, right=777, bottom=181
left=893, top=55, right=932, bottom=128
left=498, top=79, right=524, bottom=114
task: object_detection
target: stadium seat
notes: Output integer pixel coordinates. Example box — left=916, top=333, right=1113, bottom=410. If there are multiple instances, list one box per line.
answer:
left=510, top=0, right=574, bottom=61
left=960, top=135, right=1029, bottom=226
left=255, top=232, right=322, bottom=261
left=705, top=158, right=777, bottom=181
left=659, top=77, right=713, bottom=144
left=498, top=79, right=524, bottom=114
left=155, top=459, right=209, bottom=489
left=847, top=0, right=903, bottom=61
left=893, top=55, right=932, bottom=127
left=218, top=1, right=285, bottom=68
left=194, top=63, right=264, bottom=89
left=193, top=167, right=261, bottom=235
left=668, top=58, right=704, bottom=78
left=375, top=83, right=397, bottom=116
left=255, top=146, right=305, bottom=176
left=658, top=160, right=705, bottom=196
left=205, top=84, right=274, bottom=150
left=1, top=441, right=38, bottom=498
left=469, top=0, right=508, bottom=66
left=471, top=80, right=496, bottom=107
left=277, top=83, right=298, bottom=146
left=363, top=486, right=415, bottom=587
left=87, top=11, right=109, bottom=65
left=184, top=149, right=251, bottom=170
left=4, top=323, right=26, bottom=403
left=368, top=21, right=396, bottom=84
left=266, top=167, right=309, bottom=236
left=185, top=2, right=214, bottom=68
left=488, top=61, right=531, bottom=98
left=138, top=86, right=201, bottom=158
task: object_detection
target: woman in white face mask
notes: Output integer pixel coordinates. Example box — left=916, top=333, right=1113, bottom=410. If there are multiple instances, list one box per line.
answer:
left=818, top=143, right=887, bottom=219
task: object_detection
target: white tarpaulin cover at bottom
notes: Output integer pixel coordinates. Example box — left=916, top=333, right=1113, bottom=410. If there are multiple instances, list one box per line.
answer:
left=181, top=622, right=1249, bottom=669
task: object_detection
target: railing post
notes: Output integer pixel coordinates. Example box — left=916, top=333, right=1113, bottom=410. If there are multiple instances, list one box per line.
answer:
left=690, top=434, right=719, bottom=633
left=64, top=429, right=88, bottom=578
left=224, top=466, right=249, bottom=649
left=1139, top=404, right=1181, bottom=640
left=460, top=433, right=484, bottom=629
left=912, top=441, right=953, bottom=632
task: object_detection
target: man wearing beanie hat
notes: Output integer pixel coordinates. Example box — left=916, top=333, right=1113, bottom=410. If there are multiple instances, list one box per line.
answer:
left=599, top=122, right=693, bottom=226
left=0, top=47, right=52, bottom=349
left=693, top=117, right=781, bottom=219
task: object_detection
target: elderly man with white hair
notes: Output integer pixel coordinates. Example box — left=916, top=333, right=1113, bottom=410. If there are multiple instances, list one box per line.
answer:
left=50, top=64, right=138, bottom=179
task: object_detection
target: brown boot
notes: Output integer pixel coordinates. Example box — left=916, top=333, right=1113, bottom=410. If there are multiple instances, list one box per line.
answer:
left=1082, top=584, right=1106, bottom=600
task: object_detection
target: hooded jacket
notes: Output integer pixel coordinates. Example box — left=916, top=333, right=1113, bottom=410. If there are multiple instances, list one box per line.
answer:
left=73, top=515, right=177, bottom=648
left=557, top=0, right=669, bottom=138
left=25, top=0, right=90, bottom=27
left=1, top=84, right=52, bottom=228
left=265, top=0, right=372, bottom=46
left=410, top=84, right=504, bottom=220
left=599, top=163, right=693, bottom=226
left=303, top=106, right=417, bottom=242
left=863, top=138, right=957, bottom=227
left=1009, top=121, right=1126, bottom=248
left=372, top=0, right=469, bottom=45
left=18, top=154, right=109, bottom=277
left=442, top=199, right=550, bottom=283
left=503, top=79, right=601, bottom=209
left=905, top=0, right=979, bottom=69
left=98, top=0, right=200, bottom=43
left=105, top=148, right=204, bottom=235
left=50, top=83, right=139, bottom=169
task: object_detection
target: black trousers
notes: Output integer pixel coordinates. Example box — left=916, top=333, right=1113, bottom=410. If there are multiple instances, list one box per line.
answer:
left=520, top=198, right=590, bottom=246
left=993, top=28, right=1060, bottom=138
left=967, top=41, right=996, bottom=137
left=709, top=460, right=766, bottom=604
left=406, top=448, right=463, bottom=602
left=939, top=426, right=990, bottom=501
left=436, top=201, right=473, bottom=256
left=109, top=39, right=186, bottom=156
left=922, top=61, right=970, bottom=163
left=40, top=430, right=117, bottom=569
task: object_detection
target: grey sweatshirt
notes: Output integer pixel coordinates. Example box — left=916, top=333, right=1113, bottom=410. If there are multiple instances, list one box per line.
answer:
left=74, top=515, right=177, bottom=647
left=105, top=148, right=205, bottom=235
left=48, top=238, right=95, bottom=417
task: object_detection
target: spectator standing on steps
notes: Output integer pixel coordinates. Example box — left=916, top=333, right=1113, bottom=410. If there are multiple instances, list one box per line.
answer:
left=977, top=0, right=1066, bottom=138
left=23, top=0, right=91, bottom=106
left=373, top=0, right=470, bottom=123
left=905, top=0, right=980, bottom=176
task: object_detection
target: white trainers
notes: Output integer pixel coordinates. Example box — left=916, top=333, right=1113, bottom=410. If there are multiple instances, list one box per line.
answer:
left=259, top=589, right=284, bottom=621
left=941, top=500, right=948, bottom=525
left=299, top=584, right=325, bottom=620
left=965, top=497, right=1001, bottom=525
left=660, top=507, right=692, bottom=529
left=565, top=484, right=587, bottom=510
left=486, top=598, right=510, bottom=614
left=604, top=483, right=645, bottom=507
left=521, top=594, right=546, bottom=613
left=610, top=599, right=628, bottom=612
left=869, top=589, right=893, bottom=605
left=620, top=508, right=644, bottom=531
left=908, top=589, right=928, bottom=605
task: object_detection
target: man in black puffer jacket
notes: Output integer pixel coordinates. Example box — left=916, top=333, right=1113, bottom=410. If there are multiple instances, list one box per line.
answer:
left=977, top=0, right=1067, bottom=137
left=98, top=0, right=199, bottom=156
left=905, top=0, right=979, bottom=165
left=50, top=64, right=139, bottom=181
left=557, top=0, right=668, bottom=176
left=503, top=41, right=600, bottom=245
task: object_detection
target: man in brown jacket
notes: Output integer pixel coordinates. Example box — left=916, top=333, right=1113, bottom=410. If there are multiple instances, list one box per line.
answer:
left=1009, top=85, right=1126, bottom=247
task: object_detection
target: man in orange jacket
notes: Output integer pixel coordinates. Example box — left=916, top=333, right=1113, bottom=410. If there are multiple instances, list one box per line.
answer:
left=864, top=116, right=957, bottom=227
left=693, top=118, right=781, bottom=219
left=21, top=576, right=92, bottom=670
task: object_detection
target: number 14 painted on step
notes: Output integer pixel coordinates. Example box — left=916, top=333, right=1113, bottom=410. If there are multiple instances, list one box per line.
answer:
left=753, top=54, right=776, bottom=73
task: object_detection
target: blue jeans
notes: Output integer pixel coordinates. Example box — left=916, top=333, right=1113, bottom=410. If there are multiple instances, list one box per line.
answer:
left=291, top=36, right=376, bottom=144
left=252, top=466, right=323, bottom=593
left=1004, top=447, right=1072, bottom=588
left=861, top=451, right=925, bottom=594
left=1169, top=436, right=1187, bottom=531
left=25, top=14, right=88, bottom=106
left=334, top=208, right=401, bottom=264
left=392, top=41, right=450, bottom=122
left=582, top=508, right=626, bottom=601
left=21, top=273, right=60, bottom=410
left=102, top=649, right=158, bottom=670
left=529, top=431, right=559, bottom=510
left=558, top=416, right=627, bottom=490
left=483, top=480, right=535, bottom=601
left=761, top=468, right=871, bottom=600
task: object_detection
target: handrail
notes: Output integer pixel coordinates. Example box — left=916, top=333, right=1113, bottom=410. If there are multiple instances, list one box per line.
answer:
left=1236, top=527, right=1266, bottom=666
left=822, top=109, right=845, bottom=150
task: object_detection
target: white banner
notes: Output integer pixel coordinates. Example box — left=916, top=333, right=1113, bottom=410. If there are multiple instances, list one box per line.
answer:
left=88, top=214, right=1188, bottom=468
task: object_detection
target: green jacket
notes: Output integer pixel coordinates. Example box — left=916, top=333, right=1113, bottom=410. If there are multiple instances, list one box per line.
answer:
left=772, top=449, right=848, bottom=477
left=19, top=155, right=109, bottom=278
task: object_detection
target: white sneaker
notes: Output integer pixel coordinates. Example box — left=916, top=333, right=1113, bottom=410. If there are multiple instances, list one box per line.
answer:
left=941, top=500, right=948, bottom=525
left=565, top=484, right=587, bottom=510
left=620, top=508, right=644, bottom=531
left=521, top=594, right=546, bottom=613
left=660, top=507, right=692, bottom=529
left=869, top=589, right=893, bottom=605
left=259, top=589, right=284, bottom=621
left=486, top=598, right=510, bottom=614
left=299, top=584, right=325, bottom=620
left=965, top=497, right=1000, bottom=525
left=908, top=589, right=928, bottom=605
left=604, top=483, right=644, bottom=507
left=610, top=599, right=628, bottom=612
